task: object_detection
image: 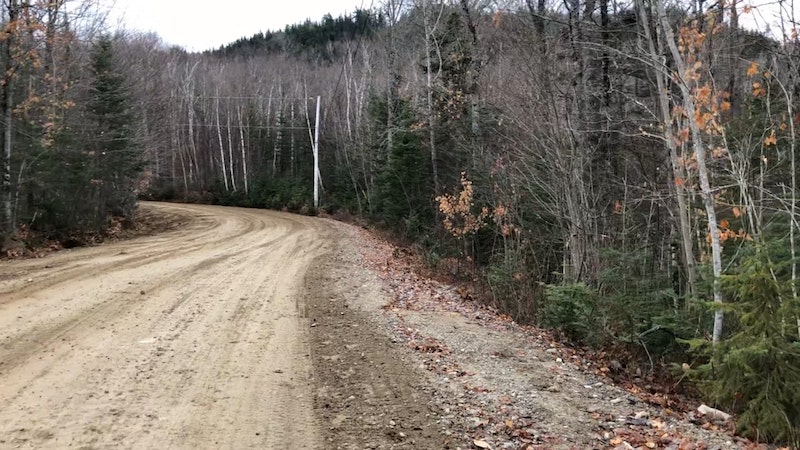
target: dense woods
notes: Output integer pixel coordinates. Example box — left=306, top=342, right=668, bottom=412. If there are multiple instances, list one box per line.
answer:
left=1, top=0, right=799, bottom=444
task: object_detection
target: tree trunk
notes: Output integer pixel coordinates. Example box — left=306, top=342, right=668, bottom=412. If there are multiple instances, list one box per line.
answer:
left=273, top=86, right=283, bottom=177
left=290, top=101, right=296, bottom=177
left=657, top=0, right=725, bottom=342
left=421, top=0, right=440, bottom=194
left=459, top=0, right=482, bottom=166
left=237, top=104, right=248, bottom=194
left=226, top=107, right=236, bottom=191
left=215, top=89, right=229, bottom=191
left=2, top=0, right=19, bottom=234
left=636, top=0, right=697, bottom=296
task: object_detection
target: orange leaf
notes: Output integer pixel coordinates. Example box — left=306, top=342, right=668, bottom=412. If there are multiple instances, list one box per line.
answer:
left=675, top=177, right=685, bottom=187
left=746, top=62, right=759, bottom=77
left=732, top=207, right=741, bottom=218
left=720, top=219, right=730, bottom=229
left=696, top=85, right=712, bottom=102
left=765, top=130, right=777, bottom=146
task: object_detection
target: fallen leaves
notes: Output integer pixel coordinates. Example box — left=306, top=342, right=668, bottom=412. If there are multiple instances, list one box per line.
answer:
left=346, top=223, right=760, bottom=450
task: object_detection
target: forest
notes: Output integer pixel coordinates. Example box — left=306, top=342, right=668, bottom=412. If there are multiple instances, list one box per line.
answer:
left=1, top=0, right=798, bottom=445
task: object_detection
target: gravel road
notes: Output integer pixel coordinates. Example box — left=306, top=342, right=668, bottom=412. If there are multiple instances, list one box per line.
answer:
left=1, top=202, right=742, bottom=450
left=0, top=202, right=450, bottom=449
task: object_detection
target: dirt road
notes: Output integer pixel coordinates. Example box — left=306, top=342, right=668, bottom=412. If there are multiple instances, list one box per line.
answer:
left=0, top=202, right=452, bottom=449
left=1, top=202, right=743, bottom=450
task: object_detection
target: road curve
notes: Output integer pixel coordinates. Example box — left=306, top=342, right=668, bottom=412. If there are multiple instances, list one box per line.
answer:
left=0, top=202, right=332, bottom=449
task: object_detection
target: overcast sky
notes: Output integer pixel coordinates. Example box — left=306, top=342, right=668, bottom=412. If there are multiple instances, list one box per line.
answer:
left=104, top=0, right=370, bottom=52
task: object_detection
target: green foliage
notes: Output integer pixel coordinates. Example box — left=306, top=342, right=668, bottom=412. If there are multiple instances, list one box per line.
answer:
left=88, top=35, right=143, bottom=223
left=24, top=136, right=101, bottom=234
left=688, top=244, right=800, bottom=446
left=543, top=248, right=686, bottom=355
left=542, top=282, right=601, bottom=344
left=215, top=9, right=384, bottom=60
left=210, top=177, right=313, bottom=214
left=21, top=35, right=142, bottom=235
left=368, top=96, right=435, bottom=240
left=485, top=249, right=541, bottom=324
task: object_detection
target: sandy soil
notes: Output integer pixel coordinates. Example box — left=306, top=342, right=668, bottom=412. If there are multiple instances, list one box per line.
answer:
left=0, top=202, right=456, bottom=449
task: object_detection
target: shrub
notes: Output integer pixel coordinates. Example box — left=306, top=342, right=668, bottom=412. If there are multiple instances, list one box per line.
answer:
left=686, top=245, right=800, bottom=446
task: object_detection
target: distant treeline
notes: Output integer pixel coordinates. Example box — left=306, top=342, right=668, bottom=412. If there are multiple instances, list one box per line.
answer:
left=212, top=9, right=384, bottom=60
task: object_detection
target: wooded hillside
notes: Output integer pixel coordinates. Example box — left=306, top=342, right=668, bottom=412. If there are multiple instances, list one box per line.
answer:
left=1, top=0, right=798, bottom=444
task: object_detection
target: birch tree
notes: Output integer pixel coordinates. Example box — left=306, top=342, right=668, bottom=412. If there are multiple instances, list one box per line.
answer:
left=656, top=2, right=726, bottom=342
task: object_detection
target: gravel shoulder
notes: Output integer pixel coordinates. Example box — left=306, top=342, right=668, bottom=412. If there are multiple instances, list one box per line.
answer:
left=321, top=220, right=755, bottom=450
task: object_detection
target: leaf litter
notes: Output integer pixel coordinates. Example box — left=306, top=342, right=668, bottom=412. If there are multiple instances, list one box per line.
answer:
left=330, top=220, right=773, bottom=450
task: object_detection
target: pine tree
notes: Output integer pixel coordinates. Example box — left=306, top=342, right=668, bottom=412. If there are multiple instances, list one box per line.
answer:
left=688, top=244, right=800, bottom=446
left=88, top=35, right=142, bottom=227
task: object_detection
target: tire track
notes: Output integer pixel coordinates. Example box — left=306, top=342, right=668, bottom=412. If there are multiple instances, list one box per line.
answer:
left=0, top=202, right=325, bottom=449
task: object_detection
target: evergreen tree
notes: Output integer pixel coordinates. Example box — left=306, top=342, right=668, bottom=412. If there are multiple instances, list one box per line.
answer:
left=369, top=96, right=434, bottom=238
left=87, top=36, right=142, bottom=226
left=688, top=244, right=800, bottom=445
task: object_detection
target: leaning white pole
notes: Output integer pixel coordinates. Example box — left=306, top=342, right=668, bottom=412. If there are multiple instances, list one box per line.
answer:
left=313, top=95, right=321, bottom=209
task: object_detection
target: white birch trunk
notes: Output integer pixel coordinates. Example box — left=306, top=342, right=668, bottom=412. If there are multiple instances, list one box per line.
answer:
left=226, top=108, right=236, bottom=191
left=637, top=0, right=697, bottom=296
left=657, top=0, right=725, bottom=343
left=237, top=104, right=248, bottom=194
left=273, top=86, right=283, bottom=177
left=290, top=101, right=296, bottom=177
left=215, top=89, right=229, bottom=192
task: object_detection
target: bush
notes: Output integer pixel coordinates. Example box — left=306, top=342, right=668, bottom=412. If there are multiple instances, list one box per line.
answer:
left=686, top=245, right=800, bottom=446
left=542, top=282, right=601, bottom=345
left=543, top=248, right=684, bottom=355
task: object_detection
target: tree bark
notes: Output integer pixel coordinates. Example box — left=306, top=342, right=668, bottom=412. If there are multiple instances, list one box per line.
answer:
left=656, top=0, right=725, bottom=342
left=420, top=0, right=441, bottom=194
left=215, top=88, right=229, bottom=192
left=226, top=107, right=236, bottom=191
left=636, top=0, right=697, bottom=297
left=237, top=104, right=248, bottom=194
left=2, top=0, right=20, bottom=234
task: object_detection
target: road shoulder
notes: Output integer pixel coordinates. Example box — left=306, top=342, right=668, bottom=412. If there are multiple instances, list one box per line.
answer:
left=312, top=220, right=747, bottom=450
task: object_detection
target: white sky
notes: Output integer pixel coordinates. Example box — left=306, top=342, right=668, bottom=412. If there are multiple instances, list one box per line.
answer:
left=104, top=0, right=370, bottom=52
